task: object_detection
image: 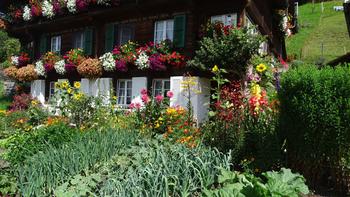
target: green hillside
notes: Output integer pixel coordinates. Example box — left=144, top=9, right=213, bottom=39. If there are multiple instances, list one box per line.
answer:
left=286, top=0, right=350, bottom=64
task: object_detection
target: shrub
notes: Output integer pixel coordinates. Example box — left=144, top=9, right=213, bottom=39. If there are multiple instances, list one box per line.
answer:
left=17, top=128, right=138, bottom=196
left=188, top=22, right=264, bottom=76
left=9, top=93, right=32, bottom=111
left=279, top=65, right=350, bottom=191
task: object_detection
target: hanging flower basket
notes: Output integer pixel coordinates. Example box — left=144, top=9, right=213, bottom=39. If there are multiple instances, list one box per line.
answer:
left=77, top=58, right=103, bottom=78
left=4, top=66, right=18, bottom=80
left=15, top=65, right=38, bottom=82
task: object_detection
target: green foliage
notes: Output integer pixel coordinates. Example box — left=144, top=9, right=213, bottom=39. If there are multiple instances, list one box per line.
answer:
left=279, top=65, right=350, bottom=183
left=188, top=25, right=263, bottom=76
left=0, top=172, right=17, bottom=196
left=4, top=122, right=78, bottom=165
left=54, top=172, right=102, bottom=197
left=17, top=129, right=138, bottom=196
left=204, top=168, right=309, bottom=197
left=0, top=30, right=20, bottom=64
left=0, top=81, right=11, bottom=110
left=56, top=138, right=232, bottom=197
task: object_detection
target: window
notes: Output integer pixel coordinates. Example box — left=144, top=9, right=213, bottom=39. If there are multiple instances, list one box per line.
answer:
left=51, top=36, right=61, bottom=53
left=73, top=32, right=84, bottom=49
left=245, top=15, right=258, bottom=35
left=153, top=79, right=170, bottom=97
left=211, top=13, right=237, bottom=26
left=117, top=80, right=132, bottom=106
left=117, top=24, right=135, bottom=46
left=49, top=81, right=56, bottom=99
left=154, top=19, right=174, bottom=44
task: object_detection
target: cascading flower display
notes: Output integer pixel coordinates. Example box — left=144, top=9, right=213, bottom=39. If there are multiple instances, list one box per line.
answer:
left=99, top=52, right=115, bottom=71
left=16, top=65, right=38, bottom=82
left=54, top=60, right=66, bottom=75
left=135, top=51, right=150, bottom=70
left=42, top=0, right=55, bottom=19
left=77, top=58, right=103, bottom=78
left=42, top=52, right=60, bottom=73
left=23, top=5, right=32, bottom=21
left=149, top=54, right=166, bottom=71
left=67, top=0, right=77, bottom=13
left=34, top=60, right=46, bottom=77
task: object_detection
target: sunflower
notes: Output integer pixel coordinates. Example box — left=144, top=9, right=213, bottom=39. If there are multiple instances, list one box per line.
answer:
left=74, top=81, right=81, bottom=89
left=256, top=63, right=267, bottom=73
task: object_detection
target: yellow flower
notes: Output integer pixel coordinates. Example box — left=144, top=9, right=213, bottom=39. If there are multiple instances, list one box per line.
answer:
left=67, top=88, right=73, bottom=94
left=251, top=84, right=261, bottom=97
left=31, top=100, right=39, bottom=106
left=256, top=63, right=267, bottom=73
left=62, top=81, right=69, bottom=89
left=112, top=96, right=118, bottom=100
left=74, top=82, right=81, bottom=89
left=212, top=65, right=219, bottom=73
left=73, top=93, right=83, bottom=100
left=55, top=82, right=61, bottom=89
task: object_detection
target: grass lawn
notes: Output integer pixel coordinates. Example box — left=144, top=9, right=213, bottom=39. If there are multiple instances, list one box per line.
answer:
left=286, top=0, right=350, bottom=64
left=0, top=81, right=11, bottom=110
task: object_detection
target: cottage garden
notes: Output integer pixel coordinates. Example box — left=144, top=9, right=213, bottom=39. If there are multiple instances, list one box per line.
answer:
left=0, top=17, right=349, bottom=197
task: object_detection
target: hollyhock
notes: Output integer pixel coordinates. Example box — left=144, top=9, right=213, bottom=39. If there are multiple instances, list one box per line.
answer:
left=141, top=88, right=148, bottom=95
left=141, top=94, right=150, bottom=104
left=155, top=95, right=164, bottom=103
left=115, top=59, right=128, bottom=72
left=130, top=96, right=144, bottom=110
left=167, top=91, right=174, bottom=99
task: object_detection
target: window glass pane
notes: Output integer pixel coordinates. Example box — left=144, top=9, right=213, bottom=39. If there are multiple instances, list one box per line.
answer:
left=127, top=81, right=132, bottom=89
left=155, top=21, right=165, bottom=44
left=166, top=20, right=174, bottom=41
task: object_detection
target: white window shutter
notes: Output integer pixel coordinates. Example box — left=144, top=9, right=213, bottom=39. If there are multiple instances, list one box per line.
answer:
left=98, top=78, right=112, bottom=104
left=132, top=77, right=147, bottom=98
left=170, top=76, right=210, bottom=124
left=30, top=80, right=46, bottom=104
left=81, top=78, right=90, bottom=95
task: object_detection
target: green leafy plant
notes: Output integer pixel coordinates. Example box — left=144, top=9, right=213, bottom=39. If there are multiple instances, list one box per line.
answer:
left=188, top=22, right=264, bottom=76
left=204, top=168, right=309, bottom=197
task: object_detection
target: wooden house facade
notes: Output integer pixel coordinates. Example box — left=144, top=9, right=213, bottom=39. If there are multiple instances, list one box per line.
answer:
left=2, top=0, right=289, bottom=122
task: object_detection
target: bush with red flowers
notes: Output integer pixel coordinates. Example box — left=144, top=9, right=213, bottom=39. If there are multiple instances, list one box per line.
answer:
left=9, top=93, right=33, bottom=111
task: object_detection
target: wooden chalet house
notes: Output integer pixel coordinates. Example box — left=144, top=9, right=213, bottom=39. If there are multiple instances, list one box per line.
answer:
left=1, top=0, right=289, bottom=122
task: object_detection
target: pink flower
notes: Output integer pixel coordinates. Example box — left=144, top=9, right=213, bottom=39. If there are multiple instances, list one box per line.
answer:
left=141, top=88, right=148, bottom=95
left=129, top=103, right=135, bottom=109
left=135, top=103, right=141, bottom=109
left=166, top=91, right=174, bottom=99
left=155, top=95, right=164, bottom=103
left=141, top=94, right=150, bottom=104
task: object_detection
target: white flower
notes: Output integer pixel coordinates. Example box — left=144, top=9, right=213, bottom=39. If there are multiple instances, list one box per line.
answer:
left=67, top=0, right=77, bottom=13
left=35, top=61, right=46, bottom=77
left=97, top=0, right=112, bottom=6
left=99, top=52, right=115, bottom=72
left=42, top=0, right=55, bottom=19
left=54, top=60, right=66, bottom=75
left=135, top=51, right=150, bottom=70
left=23, top=5, right=32, bottom=21
left=11, top=56, right=19, bottom=66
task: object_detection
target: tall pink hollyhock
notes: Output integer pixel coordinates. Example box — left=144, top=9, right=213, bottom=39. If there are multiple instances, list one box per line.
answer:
left=141, top=94, right=150, bottom=104
left=141, top=88, right=148, bottom=95
left=155, top=95, right=164, bottom=103
left=166, top=91, right=174, bottom=99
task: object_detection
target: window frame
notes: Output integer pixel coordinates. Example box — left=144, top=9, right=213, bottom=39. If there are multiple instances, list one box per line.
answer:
left=210, top=13, right=238, bottom=27
left=49, top=81, right=56, bottom=100
left=154, top=19, right=175, bottom=44
left=117, top=79, right=133, bottom=106
left=50, top=35, right=61, bottom=53
left=152, top=79, right=171, bottom=97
